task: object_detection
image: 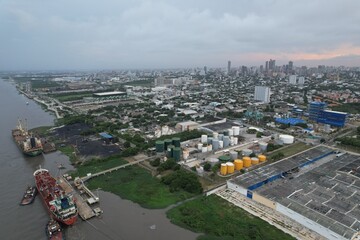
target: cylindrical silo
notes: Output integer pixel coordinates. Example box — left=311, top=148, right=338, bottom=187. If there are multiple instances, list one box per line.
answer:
left=201, top=135, right=208, bottom=144
left=234, top=159, right=243, bottom=171
left=207, top=144, right=213, bottom=152
left=232, top=126, right=240, bottom=136
left=213, top=132, right=219, bottom=139
left=226, top=162, right=235, bottom=174
left=219, top=140, right=224, bottom=149
left=164, top=139, right=172, bottom=150
left=223, top=136, right=230, bottom=148
left=251, top=157, right=259, bottom=165
left=212, top=139, right=219, bottom=150
left=230, top=151, right=238, bottom=160
left=243, top=157, right=251, bottom=168
left=207, top=137, right=213, bottom=145
left=220, top=163, right=227, bottom=175
left=228, top=128, right=234, bottom=136
left=156, top=140, right=164, bottom=153
left=173, top=147, right=181, bottom=161
left=197, top=143, right=203, bottom=150
left=172, top=137, right=181, bottom=148
left=233, top=137, right=238, bottom=145
left=259, top=142, right=268, bottom=152
left=258, top=155, right=267, bottom=162
left=218, top=134, right=224, bottom=141
left=202, top=146, right=208, bottom=153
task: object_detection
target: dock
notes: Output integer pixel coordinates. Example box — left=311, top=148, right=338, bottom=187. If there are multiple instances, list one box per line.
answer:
left=57, top=176, right=96, bottom=220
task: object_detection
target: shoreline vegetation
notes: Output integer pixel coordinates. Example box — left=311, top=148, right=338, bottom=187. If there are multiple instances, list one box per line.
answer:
left=167, top=195, right=295, bottom=240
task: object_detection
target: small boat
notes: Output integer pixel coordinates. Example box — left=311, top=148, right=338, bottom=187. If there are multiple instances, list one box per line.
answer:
left=20, top=186, right=37, bottom=206
left=45, top=219, right=64, bottom=240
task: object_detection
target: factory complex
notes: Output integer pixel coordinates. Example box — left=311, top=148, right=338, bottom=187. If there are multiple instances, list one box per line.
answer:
left=227, top=146, right=360, bottom=240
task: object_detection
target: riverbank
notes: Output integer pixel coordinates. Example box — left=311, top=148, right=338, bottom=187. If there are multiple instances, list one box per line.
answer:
left=167, top=195, right=295, bottom=240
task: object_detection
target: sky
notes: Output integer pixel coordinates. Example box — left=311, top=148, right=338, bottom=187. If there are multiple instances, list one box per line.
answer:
left=0, top=0, right=359, bottom=70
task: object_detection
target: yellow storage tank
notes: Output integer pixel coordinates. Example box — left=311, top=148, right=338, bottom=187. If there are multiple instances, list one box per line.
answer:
left=234, top=159, right=243, bottom=171
left=226, top=162, right=235, bottom=174
left=251, top=157, right=259, bottom=165
left=243, top=157, right=251, bottom=168
left=258, top=155, right=266, bottom=162
left=220, top=163, right=227, bottom=175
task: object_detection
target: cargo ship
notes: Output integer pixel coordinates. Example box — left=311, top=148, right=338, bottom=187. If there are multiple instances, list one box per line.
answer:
left=12, top=119, right=43, bottom=157
left=34, top=168, right=77, bottom=226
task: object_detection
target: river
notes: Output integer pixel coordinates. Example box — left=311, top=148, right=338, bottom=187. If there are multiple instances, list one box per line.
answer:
left=0, top=79, right=198, bottom=240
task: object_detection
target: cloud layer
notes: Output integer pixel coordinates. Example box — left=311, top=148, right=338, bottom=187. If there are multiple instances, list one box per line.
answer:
left=1, top=0, right=359, bottom=70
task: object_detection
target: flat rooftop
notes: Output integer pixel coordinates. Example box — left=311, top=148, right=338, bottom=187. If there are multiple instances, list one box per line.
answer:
left=230, top=146, right=360, bottom=239
left=93, top=91, right=126, bottom=96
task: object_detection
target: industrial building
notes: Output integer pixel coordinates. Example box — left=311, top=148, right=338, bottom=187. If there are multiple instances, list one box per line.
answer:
left=93, top=91, right=127, bottom=98
left=227, top=146, right=360, bottom=240
left=308, top=101, right=347, bottom=127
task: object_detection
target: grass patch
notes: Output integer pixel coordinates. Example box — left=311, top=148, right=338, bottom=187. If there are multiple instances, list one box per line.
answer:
left=167, top=195, right=295, bottom=240
left=268, top=142, right=311, bottom=162
left=70, top=156, right=195, bottom=208
left=50, top=93, right=94, bottom=102
left=29, top=126, right=53, bottom=135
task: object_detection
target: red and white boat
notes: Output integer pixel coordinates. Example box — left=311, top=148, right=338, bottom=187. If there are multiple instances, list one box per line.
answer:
left=34, top=167, right=77, bottom=225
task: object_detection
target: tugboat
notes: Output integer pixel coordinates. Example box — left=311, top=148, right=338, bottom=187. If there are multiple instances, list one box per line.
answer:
left=45, top=219, right=64, bottom=240
left=20, top=186, right=37, bottom=206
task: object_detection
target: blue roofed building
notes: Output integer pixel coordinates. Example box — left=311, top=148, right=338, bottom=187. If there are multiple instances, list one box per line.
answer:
left=275, top=117, right=306, bottom=126
left=308, top=101, right=347, bottom=127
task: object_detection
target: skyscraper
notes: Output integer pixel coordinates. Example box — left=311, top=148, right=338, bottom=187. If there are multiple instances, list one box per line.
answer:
left=265, top=61, right=269, bottom=72
left=288, top=61, right=293, bottom=72
left=254, top=86, right=271, bottom=103
left=269, top=59, right=276, bottom=71
left=227, top=60, right=231, bottom=74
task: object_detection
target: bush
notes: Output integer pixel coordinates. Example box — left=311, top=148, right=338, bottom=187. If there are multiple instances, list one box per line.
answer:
left=157, top=158, right=177, bottom=172
left=161, top=169, right=203, bottom=194
left=150, top=158, right=161, bottom=167
left=203, top=163, right=211, bottom=172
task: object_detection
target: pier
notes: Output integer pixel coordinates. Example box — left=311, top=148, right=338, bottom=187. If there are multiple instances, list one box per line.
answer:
left=57, top=176, right=97, bottom=220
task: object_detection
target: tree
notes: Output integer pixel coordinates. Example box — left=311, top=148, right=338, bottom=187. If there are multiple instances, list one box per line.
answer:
left=123, top=141, right=131, bottom=148
left=203, top=163, right=211, bottom=172
left=150, top=158, right=161, bottom=167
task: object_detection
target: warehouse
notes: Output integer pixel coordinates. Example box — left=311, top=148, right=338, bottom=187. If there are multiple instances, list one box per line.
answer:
left=227, top=146, right=360, bottom=240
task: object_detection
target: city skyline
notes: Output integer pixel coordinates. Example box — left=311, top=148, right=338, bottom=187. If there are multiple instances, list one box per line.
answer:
left=1, top=0, right=360, bottom=70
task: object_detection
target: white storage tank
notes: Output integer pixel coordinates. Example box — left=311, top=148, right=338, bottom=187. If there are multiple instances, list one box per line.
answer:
left=212, top=139, right=219, bottom=150
left=197, top=143, right=203, bottom=150
left=207, top=157, right=219, bottom=166
left=232, top=126, right=240, bottom=136
left=279, top=134, right=294, bottom=144
left=219, top=140, right=224, bottom=149
left=259, top=141, right=268, bottom=152
left=201, top=135, right=208, bottom=144
left=230, top=151, right=238, bottom=160
left=213, top=132, right=219, bottom=139
left=223, top=136, right=230, bottom=148
left=207, top=144, right=213, bottom=152
left=233, top=137, right=238, bottom=145
left=230, top=137, right=236, bottom=146
left=228, top=128, right=234, bottom=136
left=202, top=146, right=208, bottom=153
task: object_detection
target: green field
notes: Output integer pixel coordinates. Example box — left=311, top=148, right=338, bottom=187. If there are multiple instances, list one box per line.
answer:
left=70, top=156, right=195, bottom=208
left=29, top=126, right=53, bottom=135
left=167, top=195, right=295, bottom=240
left=51, top=93, right=94, bottom=102
left=268, top=142, right=311, bottom=162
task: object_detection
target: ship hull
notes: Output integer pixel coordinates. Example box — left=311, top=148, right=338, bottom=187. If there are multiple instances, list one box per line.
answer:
left=34, top=169, right=77, bottom=226
left=23, top=149, right=43, bottom=157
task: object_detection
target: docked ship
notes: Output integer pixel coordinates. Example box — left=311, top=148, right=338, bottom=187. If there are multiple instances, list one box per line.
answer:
left=34, top=168, right=78, bottom=226
left=12, top=119, right=43, bottom=157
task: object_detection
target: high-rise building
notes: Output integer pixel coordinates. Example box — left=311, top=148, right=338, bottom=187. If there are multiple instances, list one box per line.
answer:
left=227, top=61, right=231, bottom=74
left=298, top=76, right=305, bottom=85
left=288, top=61, right=293, bottom=72
left=204, top=66, right=207, bottom=75
left=269, top=59, right=276, bottom=71
left=254, top=86, right=271, bottom=103
left=289, top=75, right=297, bottom=84
left=265, top=61, right=269, bottom=72
left=260, top=65, right=264, bottom=73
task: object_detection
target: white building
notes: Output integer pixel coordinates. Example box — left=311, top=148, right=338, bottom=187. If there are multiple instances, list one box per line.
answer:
left=298, top=76, right=305, bottom=85
left=289, top=75, right=297, bottom=85
left=254, top=86, right=271, bottom=103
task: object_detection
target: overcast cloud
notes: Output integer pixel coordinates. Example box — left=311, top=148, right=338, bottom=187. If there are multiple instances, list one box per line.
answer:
left=0, top=0, right=359, bottom=70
